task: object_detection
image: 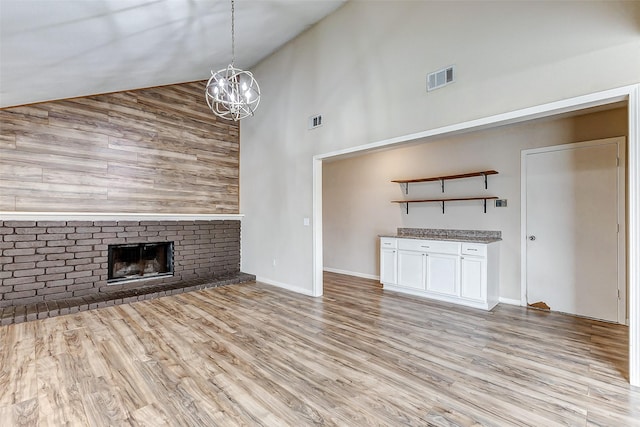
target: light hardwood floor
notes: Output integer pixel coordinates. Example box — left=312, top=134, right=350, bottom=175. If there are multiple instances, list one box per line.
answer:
left=1, top=272, right=639, bottom=426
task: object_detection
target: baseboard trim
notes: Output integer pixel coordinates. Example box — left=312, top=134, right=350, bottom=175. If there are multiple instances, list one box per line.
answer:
left=499, top=297, right=523, bottom=306
left=255, top=276, right=316, bottom=297
left=323, top=267, right=379, bottom=281
left=257, top=274, right=523, bottom=304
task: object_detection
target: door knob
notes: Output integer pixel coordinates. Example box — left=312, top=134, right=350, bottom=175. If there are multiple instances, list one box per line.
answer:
left=529, top=235, right=536, bottom=241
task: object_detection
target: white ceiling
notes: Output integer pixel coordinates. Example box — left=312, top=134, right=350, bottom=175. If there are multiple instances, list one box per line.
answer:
left=0, top=0, right=346, bottom=108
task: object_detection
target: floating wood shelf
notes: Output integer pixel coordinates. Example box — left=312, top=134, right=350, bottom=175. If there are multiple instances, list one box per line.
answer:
left=392, top=196, right=499, bottom=214
left=392, top=170, right=498, bottom=194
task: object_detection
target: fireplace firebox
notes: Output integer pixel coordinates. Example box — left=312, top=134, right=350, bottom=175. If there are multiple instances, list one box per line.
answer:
left=108, top=242, right=174, bottom=283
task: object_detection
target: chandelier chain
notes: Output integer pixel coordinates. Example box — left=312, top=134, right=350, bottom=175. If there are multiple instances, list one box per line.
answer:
left=231, top=0, right=235, bottom=65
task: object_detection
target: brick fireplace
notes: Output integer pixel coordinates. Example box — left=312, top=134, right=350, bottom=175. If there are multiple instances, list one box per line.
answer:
left=0, top=217, right=254, bottom=323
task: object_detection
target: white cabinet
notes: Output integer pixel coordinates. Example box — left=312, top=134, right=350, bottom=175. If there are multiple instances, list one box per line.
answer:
left=380, top=237, right=499, bottom=310
left=396, top=238, right=460, bottom=293
left=426, top=253, right=459, bottom=296
left=380, top=238, right=397, bottom=285
left=398, top=250, right=426, bottom=290
left=461, top=256, right=485, bottom=301
left=380, top=249, right=397, bottom=285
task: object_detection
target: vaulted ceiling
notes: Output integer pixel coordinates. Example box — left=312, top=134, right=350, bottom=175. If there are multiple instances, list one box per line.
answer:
left=0, top=0, right=346, bottom=108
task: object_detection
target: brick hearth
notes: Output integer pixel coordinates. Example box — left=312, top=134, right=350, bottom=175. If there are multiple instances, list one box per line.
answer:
left=0, top=219, right=255, bottom=324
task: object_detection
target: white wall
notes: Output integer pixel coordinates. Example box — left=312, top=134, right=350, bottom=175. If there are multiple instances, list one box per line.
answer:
left=322, top=108, right=627, bottom=300
left=240, top=1, right=640, bottom=294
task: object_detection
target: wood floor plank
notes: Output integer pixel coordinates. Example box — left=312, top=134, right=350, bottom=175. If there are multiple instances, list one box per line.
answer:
left=11, top=397, right=38, bottom=427
left=36, top=355, right=89, bottom=427
left=1, top=272, right=639, bottom=426
left=127, top=402, right=171, bottom=427
left=0, top=322, right=38, bottom=406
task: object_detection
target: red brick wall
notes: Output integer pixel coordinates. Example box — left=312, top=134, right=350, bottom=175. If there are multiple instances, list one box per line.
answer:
left=0, top=220, right=240, bottom=307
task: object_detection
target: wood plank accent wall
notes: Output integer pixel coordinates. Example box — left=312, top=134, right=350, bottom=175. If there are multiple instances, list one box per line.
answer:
left=0, top=82, right=240, bottom=214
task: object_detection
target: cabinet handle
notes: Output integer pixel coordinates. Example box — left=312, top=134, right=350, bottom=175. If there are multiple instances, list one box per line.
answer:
left=420, top=245, right=430, bottom=248
left=468, top=248, right=478, bottom=251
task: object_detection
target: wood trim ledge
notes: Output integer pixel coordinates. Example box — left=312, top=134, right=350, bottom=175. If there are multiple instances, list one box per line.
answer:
left=0, top=212, right=244, bottom=221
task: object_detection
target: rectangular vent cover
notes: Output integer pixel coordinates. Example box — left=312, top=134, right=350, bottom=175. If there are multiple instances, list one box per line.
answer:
left=427, top=65, right=455, bottom=91
left=308, top=114, right=322, bottom=130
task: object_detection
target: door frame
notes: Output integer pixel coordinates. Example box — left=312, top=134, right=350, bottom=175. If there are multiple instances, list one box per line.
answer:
left=520, top=137, right=626, bottom=324
left=313, top=83, right=640, bottom=386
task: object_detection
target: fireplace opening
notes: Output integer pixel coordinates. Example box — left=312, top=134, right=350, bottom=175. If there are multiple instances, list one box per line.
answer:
left=108, top=242, right=174, bottom=283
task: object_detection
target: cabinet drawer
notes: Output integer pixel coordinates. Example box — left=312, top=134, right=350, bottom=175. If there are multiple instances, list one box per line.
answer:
left=461, top=243, right=487, bottom=257
left=398, top=239, right=459, bottom=254
left=380, top=238, right=397, bottom=249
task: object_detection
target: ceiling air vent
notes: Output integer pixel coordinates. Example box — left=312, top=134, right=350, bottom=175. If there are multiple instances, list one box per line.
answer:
left=308, top=114, right=323, bottom=130
left=427, top=65, right=455, bottom=91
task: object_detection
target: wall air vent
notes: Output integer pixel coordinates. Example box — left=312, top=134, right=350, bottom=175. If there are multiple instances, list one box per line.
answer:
left=308, top=114, right=322, bottom=130
left=427, top=65, right=455, bottom=91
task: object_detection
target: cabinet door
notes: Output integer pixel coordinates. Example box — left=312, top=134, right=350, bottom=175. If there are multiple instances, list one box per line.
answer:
left=461, top=256, right=486, bottom=301
left=397, top=250, right=426, bottom=290
left=426, top=253, right=459, bottom=296
left=380, top=248, right=397, bottom=285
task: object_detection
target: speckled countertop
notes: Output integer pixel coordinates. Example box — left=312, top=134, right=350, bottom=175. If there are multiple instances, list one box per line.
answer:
left=380, top=228, right=502, bottom=243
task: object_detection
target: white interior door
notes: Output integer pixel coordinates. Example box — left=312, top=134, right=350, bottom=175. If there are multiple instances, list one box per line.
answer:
left=522, top=137, right=625, bottom=323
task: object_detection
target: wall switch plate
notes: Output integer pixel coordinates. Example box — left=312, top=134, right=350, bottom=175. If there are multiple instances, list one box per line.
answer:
left=495, top=199, right=507, bottom=207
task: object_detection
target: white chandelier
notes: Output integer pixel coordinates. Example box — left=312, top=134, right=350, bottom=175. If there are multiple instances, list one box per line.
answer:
left=205, top=0, right=260, bottom=121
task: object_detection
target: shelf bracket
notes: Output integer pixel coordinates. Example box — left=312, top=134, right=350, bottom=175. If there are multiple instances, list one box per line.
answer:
left=403, top=182, right=409, bottom=195
left=405, top=202, right=409, bottom=215
left=441, top=201, right=445, bottom=214
left=483, top=173, right=488, bottom=189
left=441, top=179, right=445, bottom=193
left=483, top=198, right=487, bottom=213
